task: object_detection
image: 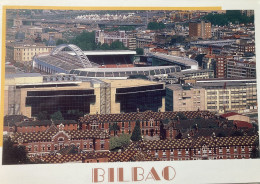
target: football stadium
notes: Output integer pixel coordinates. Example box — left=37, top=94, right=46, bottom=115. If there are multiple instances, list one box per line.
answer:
left=33, top=44, right=198, bottom=79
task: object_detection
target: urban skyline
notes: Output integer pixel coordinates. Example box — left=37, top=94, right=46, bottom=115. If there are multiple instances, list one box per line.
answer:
left=2, top=9, right=259, bottom=165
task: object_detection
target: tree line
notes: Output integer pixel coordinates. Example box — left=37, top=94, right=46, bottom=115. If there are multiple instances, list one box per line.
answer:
left=203, top=10, right=254, bottom=26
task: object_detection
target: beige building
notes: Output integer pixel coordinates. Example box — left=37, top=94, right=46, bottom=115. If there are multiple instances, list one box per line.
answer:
left=11, top=44, right=55, bottom=65
left=4, top=74, right=165, bottom=118
left=166, top=79, right=257, bottom=114
left=196, top=79, right=257, bottom=114
left=166, top=84, right=205, bottom=112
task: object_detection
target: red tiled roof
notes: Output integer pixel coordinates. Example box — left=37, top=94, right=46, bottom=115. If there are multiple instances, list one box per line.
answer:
left=234, top=121, right=253, bottom=129
left=220, top=112, right=239, bottom=118
left=80, top=111, right=216, bottom=123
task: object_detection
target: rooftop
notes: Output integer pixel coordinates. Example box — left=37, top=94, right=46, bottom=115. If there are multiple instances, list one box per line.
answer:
left=101, top=79, right=161, bottom=88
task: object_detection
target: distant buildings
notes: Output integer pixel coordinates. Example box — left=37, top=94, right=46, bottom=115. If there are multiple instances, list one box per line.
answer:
left=189, top=20, right=212, bottom=39
left=95, top=30, right=136, bottom=50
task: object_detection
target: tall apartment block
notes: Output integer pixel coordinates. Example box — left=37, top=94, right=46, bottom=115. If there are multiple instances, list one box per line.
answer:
left=189, top=21, right=212, bottom=39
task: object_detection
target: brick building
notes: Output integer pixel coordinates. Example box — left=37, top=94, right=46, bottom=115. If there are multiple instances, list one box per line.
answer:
left=80, top=111, right=229, bottom=138
left=215, top=55, right=233, bottom=78
left=12, top=123, right=110, bottom=157
left=126, top=135, right=258, bottom=160
left=189, top=21, right=212, bottom=39
left=38, top=135, right=258, bottom=163
left=238, top=43, right=255, bottom=53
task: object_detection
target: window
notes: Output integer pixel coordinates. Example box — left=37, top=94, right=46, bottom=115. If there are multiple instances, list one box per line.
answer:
left=58, top=137, right=64, bottom=141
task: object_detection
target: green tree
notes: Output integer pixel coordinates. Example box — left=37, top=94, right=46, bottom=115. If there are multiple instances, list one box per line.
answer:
left=109, top=123, right=120, bottom=136
left=36, top=111, right=49, bottom=120
left=56, top=39, right=67, bottom=45
left=203, top=11, right=254, bottom=26
left=2, top=138, right=31, bottom=165
left=100, top=43, right=110, bottom=50
left=136, top=48, right=144, bottom=55
left=174, top=112, right=187, bottom=120
left=50, top=111, right=64, bottom=121
left=159, top=120, right=166, bottom=140
left=110, top=41, right=127, bottom=50
left=131, top=120, right=142, bottom=141
left=70, top=31, right=96, bottom=50
left=67, top=109, right=84, bottom=120
left=147, top=22, right=166, bottom=30
left=109, top=133, right=131, bottom=151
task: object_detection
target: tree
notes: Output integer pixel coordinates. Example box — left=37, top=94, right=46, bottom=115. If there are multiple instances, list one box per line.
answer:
left=2, top=138, right=31, bottom=165
left=109, top=123, right=120, bottom=136
left=67, top=109, right=84, bottom=120
left=56, top=39, right=67, bottom=45
left=50, top=111, right=64, bottom=121
left=110, top=41, right=127, bottom=50
left=36, top=111, right=49, bottom=120
left=174, top=112, right=187, bottom=120
left=70, top=31, right=96, bottom=50
left=159, top=120, right=166, bottom=140
left=109, top=133, right=131, bottom=151
left=131, top=120, right=142, bottom=141
left=147, top=22, right=166, bottom=30
left=136, top=48, right=144, bottom=55
left=203, top=11, right=254, bottom=26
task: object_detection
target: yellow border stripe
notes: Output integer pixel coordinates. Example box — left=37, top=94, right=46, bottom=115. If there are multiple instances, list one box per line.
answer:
left=4, top=6, right=222, bottom=10
left=0, top=5, right=222, bottom=147
left=0, top=6, right=7, bottom=147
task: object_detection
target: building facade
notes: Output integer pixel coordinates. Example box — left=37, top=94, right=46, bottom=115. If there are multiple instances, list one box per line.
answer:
left=196, top=79, right=257, bottom=113
left=165, top=84, right=206, bottom=112
left=226, top=60, right=256, bottom=79
left=12, top=44, right=54, bottom=65
left=12, top=123, right=110, bottom=157
left=4, top=74, right=166, bottom=118
left=189, top=21, right=212, bottom=39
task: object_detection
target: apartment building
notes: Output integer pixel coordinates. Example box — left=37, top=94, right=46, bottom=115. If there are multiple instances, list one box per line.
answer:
left=226, top=60, right=256, bottom=79
left=196, top=79, right=257, bottom=113
left=165, top=84, right=206, bottom=112
left=189, top=20, right=212, bottom=39
left=166, top=79, right=257, bottom=114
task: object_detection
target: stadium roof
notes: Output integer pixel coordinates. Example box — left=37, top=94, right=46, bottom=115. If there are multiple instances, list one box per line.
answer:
left=68, top=50, right=136, bottom=56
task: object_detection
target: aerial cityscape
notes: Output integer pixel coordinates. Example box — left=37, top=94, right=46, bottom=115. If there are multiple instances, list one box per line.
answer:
left=2, top=9, right=259, bottom=164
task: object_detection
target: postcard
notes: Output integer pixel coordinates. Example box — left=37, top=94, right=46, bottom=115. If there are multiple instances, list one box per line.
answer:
left=0, top=0, right=260, bottom=183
